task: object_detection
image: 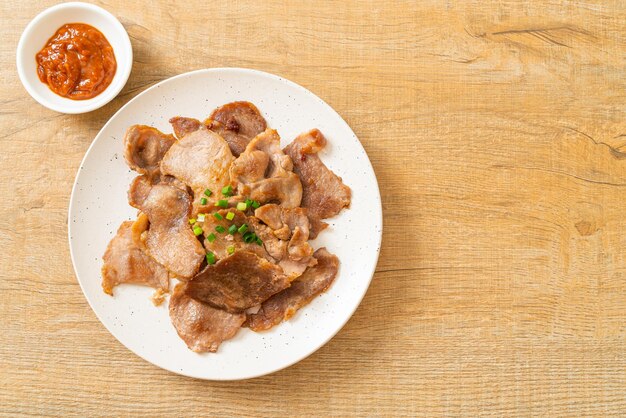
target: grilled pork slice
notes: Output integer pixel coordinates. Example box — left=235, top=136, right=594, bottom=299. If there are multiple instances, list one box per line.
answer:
left=230, top=129, right=302, bottom=208
left=123, top=125, right=175, bottom=178
left=284, top=129, right=351, bottom=238
left=129, top=182, right=204, bottom=279
left=128, top=174, right=188, bottom=209
left=186, top=251, right=290, bottom=313
left=207, top=101, right=267, bottom=156
left=101, top=221, right=169, bottom=296
left=169, top=116, right=203, bottom=139
left=198, top=204, right=315, bottom=280
left=160, top=127, right=234, bottom=212
left=169, top=283, right=245, bottom=353
left=246, top=248, right=339, bottom=331
left=199, top=209, right=269, bottom=262
left=253, top=204, right=316, bottom=279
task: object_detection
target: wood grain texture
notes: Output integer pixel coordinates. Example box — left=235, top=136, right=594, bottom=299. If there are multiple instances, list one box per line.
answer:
left=1, top=0, right=625, bottom=416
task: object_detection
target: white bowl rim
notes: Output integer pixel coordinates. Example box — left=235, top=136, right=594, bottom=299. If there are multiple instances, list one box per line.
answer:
left=16, top=1, right=133, bottom=114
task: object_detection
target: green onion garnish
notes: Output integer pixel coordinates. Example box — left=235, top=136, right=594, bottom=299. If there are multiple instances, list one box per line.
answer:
left=204, top=189, right=212, bottom=197
left=256, top=236, right=263, bottom=246
left=215, top=225, right=226, bottom=233
left=215, top=199, right=228, bottom=208
left=225, top=212, right=235, bottom=221
left=189, top=218, right=196, bottom=225
left=238, top=224, right=248, bottom=234
left=206, top=233, right=216, bottom=243
left=243, top=231, right=256, bottom=243
left=213, top=212, right=223, bottom=220
left=206, top=252, right=216, bottom=265
left=236, top=202, right=247, bottom=211
left=197, top=213, right=206, bottom=222
left=221, top=185, right=233, bottom=196
left=227, top=245, right=235, bottom=255
left=228, top=224, right=237, bottom=235
left=193, top=226, right=203, bottom=236
left=245, top=199, right=261, bottom=210
left=200, top=197, right=208, bottom=205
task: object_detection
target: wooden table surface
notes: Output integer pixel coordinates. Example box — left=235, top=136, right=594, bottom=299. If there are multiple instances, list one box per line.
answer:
left=2, top=0, right=625, bottom=416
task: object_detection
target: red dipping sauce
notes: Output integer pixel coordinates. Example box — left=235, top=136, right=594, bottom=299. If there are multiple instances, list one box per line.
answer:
left=36, top=23, right=117, bottom=100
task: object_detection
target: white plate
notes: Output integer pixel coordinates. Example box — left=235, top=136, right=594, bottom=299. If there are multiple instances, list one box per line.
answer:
left=68, top=68, right=382, bottom=380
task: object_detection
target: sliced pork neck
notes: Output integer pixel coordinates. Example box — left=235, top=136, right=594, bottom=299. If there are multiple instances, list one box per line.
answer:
left=186, top=250, right=290, bottom=313
left=101, top=221, right=169, bottom=296
left=160, top=127, right=234, bottom=212
left=246, top=248, right=339, bottom=331
left=207, top=101, right=267, bottom=156
left=129, top=181, right=205, bottom=279
left=253, top=204, right=316, bottom=279
left=123, top=125, right=175, bottom=178
left=169, top=283, right=245, bottom=353
left=103, top=101, right=352, bottom=354
left=230, top=129, right=302, bottom=208
left=169, top=116, right=203, bottom=139
left=200, top=209, right=270, bottom=262
left=198, top=205, right=315, bottom=280
left=284, top=129, right=351, bottom=238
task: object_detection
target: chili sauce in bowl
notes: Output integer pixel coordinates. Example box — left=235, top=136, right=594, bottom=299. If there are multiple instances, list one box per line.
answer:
left=36, top=23, right=117, bottom=100
left=17, top=2, right=132, bottom=114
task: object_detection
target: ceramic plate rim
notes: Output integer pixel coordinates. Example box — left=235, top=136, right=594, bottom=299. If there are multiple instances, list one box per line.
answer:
left=68, top=67, right=382, bottom=380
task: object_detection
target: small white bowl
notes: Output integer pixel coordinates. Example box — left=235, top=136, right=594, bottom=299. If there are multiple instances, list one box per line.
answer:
left=16, top=2, right=132, bottom=114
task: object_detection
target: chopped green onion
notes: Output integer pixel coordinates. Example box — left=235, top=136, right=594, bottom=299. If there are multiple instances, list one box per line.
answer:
left=213, top=212, right=223, bottom=220
left=215, top=199, right=228, bottom=208
left=228, top=224, right=237, bottom=235
left=243, top=231, right=256, bottom=243
left=227, top=245, right=235, bottom=255
left=221, top=185, right=233, bottom=196
left=256, top=236, right=263, bottom=246
left=244, top=198, right=261, bottom=210
left=215, top=225, right=226, bottom=233
left=200, top=197, right=208, bottom=205
left=225, top=212, right=235, bottom=221
left=197, top=213, right=206, bottom=222
left=204, top=189, right=212, bottom=197
left=238, top=224, right=248, bottom=234
left=206, top=233, right=216, bottom=243
left=189, top=218, right=196, bottom=225
left=206, top=252, right=216, bottom=265
left=236, top=202, right=247, bottom=211
left=193, top=226, right=203, bottom=236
